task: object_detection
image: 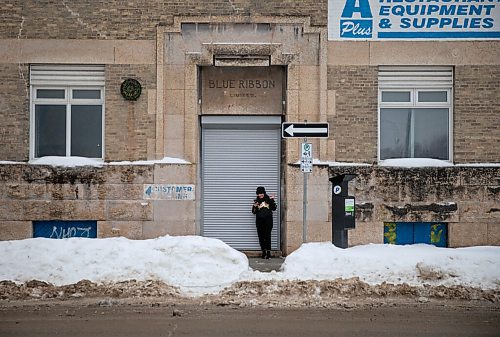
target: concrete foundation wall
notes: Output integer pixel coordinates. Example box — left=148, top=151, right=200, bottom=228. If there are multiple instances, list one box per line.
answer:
left=327, top=166, right=500, bottom=248
left=0, top=163, right=197, bottom=240
left=283, top=165, right=331, bottom=253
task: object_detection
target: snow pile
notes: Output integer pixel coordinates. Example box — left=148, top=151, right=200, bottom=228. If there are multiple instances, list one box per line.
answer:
left=1, top=237, right=499, bottom=297
left=108, top=157, right=191, bottom=165
left=0, top=236, right=248, bottom=295
left=378, top=158, right=454, bottom=167
left=26, top=156, right=191, bottom=167
left=281, top=242, right=500, bottom=290
left=6, top=156, right=499, bottom=168
left=29, top=156, right=104, bottom=167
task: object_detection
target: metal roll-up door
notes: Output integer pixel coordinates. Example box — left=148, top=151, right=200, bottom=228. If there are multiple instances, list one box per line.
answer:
left=201, top=116, right=281, bottom=250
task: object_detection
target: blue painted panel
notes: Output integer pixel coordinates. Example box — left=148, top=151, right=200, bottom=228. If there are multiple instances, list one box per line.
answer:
left=413, top=222, right=432, bottom=244
left=395, top=222, right=413, bottom=245
left=414, top=222, right=448, bottom=247
left=33, top=221, right=97, bottom=239
left=385, top=222, right=448, bottom=247
left=429, top=223, right=447, bottom=247
left=383, top=222, right=397, bottom=244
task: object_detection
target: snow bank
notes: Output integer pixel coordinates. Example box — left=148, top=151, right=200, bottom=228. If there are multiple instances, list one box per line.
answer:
left=379, top=158, right=453, bottom=167
left=29, top=156, right=104, bottom=167
left=281, top=242, right=500, bottom=290
left=1, top=237, right=499, bottom=296
left=0, top=236, right=248, bottom=295
left=108, top=156, right=191, bottom=165
left=26, top=156, right=191, bottom=167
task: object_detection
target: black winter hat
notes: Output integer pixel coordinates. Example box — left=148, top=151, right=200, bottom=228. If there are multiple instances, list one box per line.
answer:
left=256, top=186, right=266, bottom=194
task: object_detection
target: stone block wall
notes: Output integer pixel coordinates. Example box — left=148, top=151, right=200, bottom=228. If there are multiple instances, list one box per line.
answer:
left=0, top=64, right=29, bottom=161
left=328, top=165, right=500, bottom=247
left=283, top=164, right=331, bottom=253
left=105, top=65, right=157, bottom=161
left=0, top=0, right=327, bottom=40
left=0, top=163, right=196, bottom=240
left=327, top=65, right=378, bottom=163
left=454, top=65, right=500, bottom=164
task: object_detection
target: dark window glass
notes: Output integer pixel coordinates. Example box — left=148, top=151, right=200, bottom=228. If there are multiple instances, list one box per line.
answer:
left=73, top=90, right=101, bottom=99
left=35, top=105, right=66, bottom=157
left=256, top=23, right=271, bottom=32
left=181, top=23, right=196, bottom=35
left=71, top=105, right=102, bottom=158
left=380, top=108, right=411, bottom=159
left=197, top=23, right=209, bottom=31
left=380, top=108, right=449, bottom=160
left=37, top=89, right=65, bottom=99
left=413, top=108, right=449, bottom=159
left=418, top=91, right=447, bottom=103
left=381, top=91, right=411, bottom=102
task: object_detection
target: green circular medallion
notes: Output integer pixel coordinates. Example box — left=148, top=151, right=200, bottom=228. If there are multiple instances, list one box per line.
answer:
left=120, top=78, right=142, bottom=101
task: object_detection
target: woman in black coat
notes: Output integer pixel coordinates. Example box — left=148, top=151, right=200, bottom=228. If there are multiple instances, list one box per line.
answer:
left=252, top=186, right=277, bottom=259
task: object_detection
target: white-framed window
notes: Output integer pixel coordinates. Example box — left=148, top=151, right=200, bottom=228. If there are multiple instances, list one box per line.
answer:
left=378, top=66, right=453, bottom=161
left=30, top=65, right=105, bottom=159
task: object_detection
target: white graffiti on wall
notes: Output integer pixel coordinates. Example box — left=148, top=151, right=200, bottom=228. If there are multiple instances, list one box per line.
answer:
left=143, top=184, right=195, bottom=200
left=50, top=226, right=92, bottom=239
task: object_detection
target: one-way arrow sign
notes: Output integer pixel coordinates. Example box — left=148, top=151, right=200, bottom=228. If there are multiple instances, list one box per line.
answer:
left=282, top=122, right=329, bottom=138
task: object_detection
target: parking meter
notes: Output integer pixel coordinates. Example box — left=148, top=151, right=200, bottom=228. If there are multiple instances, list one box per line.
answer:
left=329, top=174, right=357, bottom=248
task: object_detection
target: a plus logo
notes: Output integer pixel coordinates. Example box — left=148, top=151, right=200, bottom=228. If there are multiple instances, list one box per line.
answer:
left=340, top=0, right=373, bottom=38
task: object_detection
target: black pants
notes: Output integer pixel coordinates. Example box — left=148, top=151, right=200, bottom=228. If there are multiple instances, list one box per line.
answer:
left=256, top=222, right=273, bottom=251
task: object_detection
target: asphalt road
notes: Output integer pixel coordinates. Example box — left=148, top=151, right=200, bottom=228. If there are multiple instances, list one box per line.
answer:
left=1, top=301, right=499, bottom=337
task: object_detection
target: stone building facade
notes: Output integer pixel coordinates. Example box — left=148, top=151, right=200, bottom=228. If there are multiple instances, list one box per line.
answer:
left=0, top=1, right=498, bottom=254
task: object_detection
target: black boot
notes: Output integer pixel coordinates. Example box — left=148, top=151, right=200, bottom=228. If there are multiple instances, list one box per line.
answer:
left=261, top=251, right=266, bottom=259
left=266, top=250, right=271, bottom=259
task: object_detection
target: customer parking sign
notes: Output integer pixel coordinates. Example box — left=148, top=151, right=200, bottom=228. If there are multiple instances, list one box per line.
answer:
left=329, top=0, right=500, bottom=40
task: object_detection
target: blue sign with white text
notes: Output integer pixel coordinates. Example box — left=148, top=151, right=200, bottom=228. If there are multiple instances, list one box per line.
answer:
left=329, top=0, right=500, bottom=40
left=340, top=0, right=373, bottom=38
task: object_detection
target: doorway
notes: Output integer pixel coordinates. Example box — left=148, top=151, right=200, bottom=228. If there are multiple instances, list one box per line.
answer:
left=201, top=116, right=281, bottom=250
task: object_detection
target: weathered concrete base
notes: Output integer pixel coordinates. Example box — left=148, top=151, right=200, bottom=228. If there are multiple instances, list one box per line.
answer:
left=143, top=220, right=196, bottom=239
left=0, top=163, right=498, bottom=254
left=329, top=165, right=500, bottom=249
left=0, top=221, right=32, bottom=240
left=487, top=222, right=500, bottom=246
left=448, top=221, right=500, bottom=247
left=97, top=221, right=144, bottom=239
left=348, top=221, right=384, bottom=246
left=0, top=163, right=196, bottom=241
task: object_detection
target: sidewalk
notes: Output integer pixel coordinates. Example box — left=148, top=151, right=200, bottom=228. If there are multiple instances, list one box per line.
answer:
left=248, top=257, right=285, bottom=272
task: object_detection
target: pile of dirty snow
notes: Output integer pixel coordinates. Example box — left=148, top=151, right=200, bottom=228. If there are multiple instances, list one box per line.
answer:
left=0, top=236, right=248, bottom=295
left=1, top=237, right=499, bottom=297
left=279, top=242, right=500, bottom=290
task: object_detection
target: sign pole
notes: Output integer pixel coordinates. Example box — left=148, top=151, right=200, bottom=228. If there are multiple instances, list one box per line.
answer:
left=303, top=136, right=308, bottom=243
left=282, top=120, right=328, bottom=244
